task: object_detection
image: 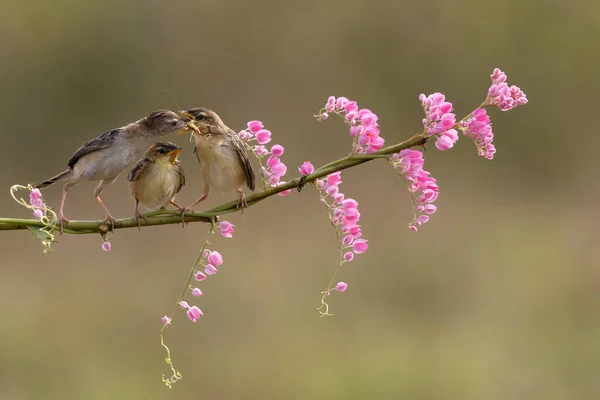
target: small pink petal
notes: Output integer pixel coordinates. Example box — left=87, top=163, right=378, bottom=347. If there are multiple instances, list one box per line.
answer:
left=343, top=252, right=354, bottom=262
left=179, top=301, right=190, bottom=309
left=101, top=242, right=111, bottom=252
left=186, top=306, right=203, bottom=322
left=335, top=282, right=348, bottom=292
left=161, top=315, right=172, bottom=327
left=247, top=120, right=263, bottom=134
left=205, top=264, right=218, bottom=275
left=298, top=161, right=315, bottom=176
left=255, top=129, right=272, bottom=145
left=270, top=144, right=284, bottom=157
left=192, top=287, right=203, bottom=297
left=194, top=271, right=207, bottom=281
left=352, top=239, right=368, bottom=254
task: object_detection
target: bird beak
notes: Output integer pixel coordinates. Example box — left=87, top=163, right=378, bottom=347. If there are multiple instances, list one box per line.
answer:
left=177, top=111, right=201, bottom=136
left=167, top=148, right=182, bottom=164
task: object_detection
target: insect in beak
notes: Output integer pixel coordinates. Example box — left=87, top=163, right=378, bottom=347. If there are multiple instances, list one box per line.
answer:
left=177, top=111, right=201, bottom=136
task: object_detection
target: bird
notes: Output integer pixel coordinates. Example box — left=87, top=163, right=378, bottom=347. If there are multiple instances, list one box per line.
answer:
left=35, top=109, right=191, bottom=230
left=178, top=107, right=255, bottom=212
left=127, top=141, right=185, bottom=228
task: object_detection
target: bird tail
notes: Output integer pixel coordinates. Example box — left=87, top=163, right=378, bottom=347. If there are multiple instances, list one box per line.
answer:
left=35, top=169, right=71, bottom=189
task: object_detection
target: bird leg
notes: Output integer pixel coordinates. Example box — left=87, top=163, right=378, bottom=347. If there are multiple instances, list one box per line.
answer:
left=94, top=178, right=118, bottom=231
left=96, top=195, right=117, bottom=231
left=58, top=186, right=72, bottom=234
left=236, top=189, right=248, bottom=215
left=133, top=199, right=147, bottom=231
left=184, top=183, right=211, bottom=214
left=168, top=200, right=187, bottom=227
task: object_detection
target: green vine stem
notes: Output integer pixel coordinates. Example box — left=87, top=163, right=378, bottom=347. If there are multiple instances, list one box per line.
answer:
left=2, top=133, right=427, bottom=234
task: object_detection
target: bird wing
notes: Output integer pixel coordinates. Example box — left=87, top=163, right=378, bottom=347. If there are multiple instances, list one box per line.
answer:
left=226, top=128, right=255, bottom=191
left=174, top=160, right=185, bottom=192
left=127, top=158, right=150, bottom=182
left=192, top=145, right=201, bottom=167
left=68, top=128, right=122, bottom=168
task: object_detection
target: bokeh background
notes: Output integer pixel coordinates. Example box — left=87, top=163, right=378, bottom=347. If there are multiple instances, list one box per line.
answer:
left=0, top=1, right=598, bottom=399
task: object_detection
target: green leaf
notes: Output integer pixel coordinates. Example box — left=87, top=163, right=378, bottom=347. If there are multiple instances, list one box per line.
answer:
left=26, top=224, right=52, bottom=242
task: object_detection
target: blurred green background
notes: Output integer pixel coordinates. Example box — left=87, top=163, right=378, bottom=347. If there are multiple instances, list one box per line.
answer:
left=1, top=0, right=598, bottom=399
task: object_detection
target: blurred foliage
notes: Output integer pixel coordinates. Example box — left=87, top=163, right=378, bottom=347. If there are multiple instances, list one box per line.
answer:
left=0, top=0, right=598, bottom=399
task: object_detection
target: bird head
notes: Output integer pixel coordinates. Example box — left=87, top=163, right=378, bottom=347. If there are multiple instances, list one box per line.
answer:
left=177, top=107, right=223, bottom=136
left=142, top=109, right=188, bottom=135
left=144, top=141, right=182, bottom=165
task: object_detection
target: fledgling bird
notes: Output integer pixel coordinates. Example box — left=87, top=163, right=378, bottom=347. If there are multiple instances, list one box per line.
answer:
left=128, top=141, right=185, bottom=228
left=35, top=109, right=190, bottom=230
left=178, top=107, right=255, bottom=211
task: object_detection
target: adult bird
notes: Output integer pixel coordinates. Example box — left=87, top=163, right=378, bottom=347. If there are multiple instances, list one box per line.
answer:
left=35, top=109, right=190, bottom=230
left=178, top=107, right=255, bottom=211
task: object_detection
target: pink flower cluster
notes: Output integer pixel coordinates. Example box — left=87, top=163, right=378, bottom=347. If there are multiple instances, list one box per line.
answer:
left=487, top=68, right=528, bottom=111
left=219, top=221, right=235, bottom=238
left=179, top=301, right=203, bottom=322
left=240, top=120, right=290, bottom=196
left=320, top=96, right=385, bottom=154
left=419, top=93, right=459, bottom=151
left=176, top=247, right=225, bottom=322
left=461, top=108, right=496, bottom=160
left=29, top=189, right=47, bottom=219
left=391, top=150, right=438, bottom=231
left=314, top=169, right=368, bottom=259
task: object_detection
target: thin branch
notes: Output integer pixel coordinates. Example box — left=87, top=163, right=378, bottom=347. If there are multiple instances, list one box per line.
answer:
left=1, top=134, right=427, bottom=234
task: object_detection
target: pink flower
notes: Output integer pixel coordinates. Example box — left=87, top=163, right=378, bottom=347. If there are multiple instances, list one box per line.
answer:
left=435, top=129, right=459, bottom=151
left=161, top=315, right=171, bottom=327
left=186, top=306, right=203, bottom=322
left=419, top=92, right=458, bottom=149
left=255, top=129, right=272, bottom=145
left=298, top=161, right=314, bottom=175
left=335, top=282, right=348, bottom=292
left=318, top=96, right=385, bottom=153
left=247, top=120, right=263, bottom=133
left=207, top=251, right=223, bottom=266
left=271, top=162, right=287, bottom=177
left=462, top=108, right=496, bottom=159
left=194, top=271, right=207, bottom=281
left=271, top=144, right=284, bottom=157
left=192, top=287, right=203, bottom=297
left=29, top=189, right=42, bottom=205
left=101, top=242, right=111, bottom=252
left=33, top=209, right=45, bottom=219
left=205, top=264, right=218, bottom=275
left=352, top=239, right=368, bottom=254
left=219, top=221, right=235, bottom=238
left=239, top=130, right=253, bottom=141
left=343, top=252, right=354, bottom=262
left=392, top=150, right=439, bottom=231
left=487, top=68, right=528, bottom=111
left=253, top=145, right=268, bottom=156
left=179, top=301, right=190, bottom=309
left=326, top=96, right=336, bottom=111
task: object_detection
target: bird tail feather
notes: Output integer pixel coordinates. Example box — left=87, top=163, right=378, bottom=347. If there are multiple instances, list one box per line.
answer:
left=35, top=169, right=71, bottom=189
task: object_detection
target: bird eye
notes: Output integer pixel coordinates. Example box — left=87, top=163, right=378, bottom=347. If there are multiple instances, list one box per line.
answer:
left=170, top=119, right=178, bottom=126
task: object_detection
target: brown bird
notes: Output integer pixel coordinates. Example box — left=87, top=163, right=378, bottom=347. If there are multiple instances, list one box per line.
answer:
left=35, top=109, right=190, bottom=230
left=128, top=141, right=185, bottom=228
left=178, top=107, right=255, bottom=211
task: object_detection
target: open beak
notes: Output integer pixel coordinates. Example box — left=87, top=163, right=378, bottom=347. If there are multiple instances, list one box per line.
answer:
left=177, top=111, right=201, bottom=136
left=167, top=148, right=182, bottom=164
